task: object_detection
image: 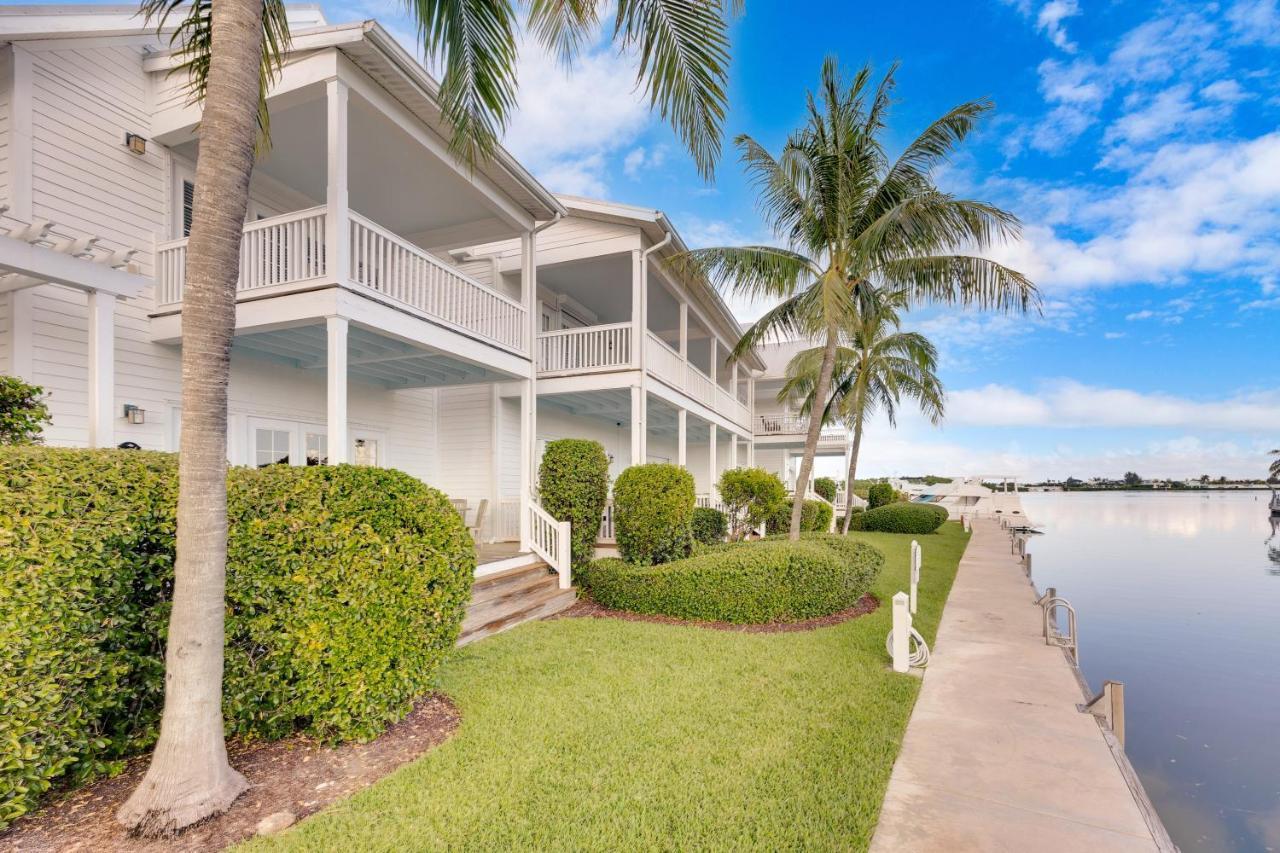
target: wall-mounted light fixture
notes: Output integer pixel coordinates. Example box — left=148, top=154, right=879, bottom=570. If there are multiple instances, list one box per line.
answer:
left=124, top=133, right=147, bottom=155
left=123, top=404, right=146, bottom=425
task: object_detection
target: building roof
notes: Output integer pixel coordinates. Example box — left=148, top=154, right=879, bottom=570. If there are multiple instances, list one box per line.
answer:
left=554, top=194, right=767, bottom=373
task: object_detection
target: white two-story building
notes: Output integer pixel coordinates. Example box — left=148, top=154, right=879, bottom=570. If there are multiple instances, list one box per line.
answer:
left=0, top=6, right=846, bottom=601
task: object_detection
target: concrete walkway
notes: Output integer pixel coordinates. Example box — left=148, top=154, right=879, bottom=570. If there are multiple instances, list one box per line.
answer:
left=871, top=519, right=1163, bottom=852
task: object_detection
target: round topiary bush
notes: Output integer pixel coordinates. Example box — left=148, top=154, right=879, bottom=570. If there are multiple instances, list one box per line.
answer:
left=538, top=439, right=610, bottom=569
left=857, top=501, right=949, bottom=534
left=691, top=506, right=728, bottom=545
left=812, top=476, right=837, bottom=503
left=804, top=499, right=833, bottom=532
left=717, top=467, right=785, bottom=537
left=613, top=463, right=695, bottom=565
left=867, top=482, right=895, bottom=509
left=0, top=447, right=474, bottom=828
left=579, top=536, right=883, bottom=623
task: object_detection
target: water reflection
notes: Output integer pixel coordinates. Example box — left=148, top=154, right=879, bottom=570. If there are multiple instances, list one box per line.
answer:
left=1022, top=492, right=1280, bottom=853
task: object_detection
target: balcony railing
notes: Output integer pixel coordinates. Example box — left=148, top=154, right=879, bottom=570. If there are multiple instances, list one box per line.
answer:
left=755, top=413, right=846, bottom=438
left=537, top=322, right=632, bottom=374
left=154, top=208, right=527, bottom=354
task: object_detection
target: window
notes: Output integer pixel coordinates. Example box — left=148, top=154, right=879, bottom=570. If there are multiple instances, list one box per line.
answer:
left=255, top=428, right=291, bottom=467
left=182, top=180, right=195, bottom=237
left=304, top=432, right=328, bottom=466
left=354, top=438, right=379, bottom=467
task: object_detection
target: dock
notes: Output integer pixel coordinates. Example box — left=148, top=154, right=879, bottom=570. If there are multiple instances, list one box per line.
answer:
left=871, top=518, right=1173, bottom=851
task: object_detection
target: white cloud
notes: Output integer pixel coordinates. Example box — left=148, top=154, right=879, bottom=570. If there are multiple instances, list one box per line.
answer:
left=622, top=145, right=668, bottom=179
left=986, top=132, right=1280, bottom=291
left=1200, top=78, right=1252, bottom=102
left=1228, top=0, right=1280, bottom=46
left=1102, top=84, right=1233, bottom=149
left=1103, top=331, right=1125, bottom=339
left=946, top=381, right=1280, bottom=431
left=499, top=32, right=652, bottom=196
left=1125, top=310, right=1154, bottom=320
left=1037, top=0, right=1082, bottom=52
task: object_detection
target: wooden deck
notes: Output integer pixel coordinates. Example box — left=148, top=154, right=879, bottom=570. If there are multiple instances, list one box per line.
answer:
left=475, top=541, right=523, bottom=565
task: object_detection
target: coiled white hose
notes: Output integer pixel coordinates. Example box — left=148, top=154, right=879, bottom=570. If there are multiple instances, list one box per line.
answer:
left=885, top=626, right=931, bottom=668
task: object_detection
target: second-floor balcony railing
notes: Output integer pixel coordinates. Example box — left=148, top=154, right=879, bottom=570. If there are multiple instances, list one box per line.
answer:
left=155, top=208, right=527, bottom=354
left=537, top=322, right=632, bottom=374
left=755, top=413, right=847, bottom=439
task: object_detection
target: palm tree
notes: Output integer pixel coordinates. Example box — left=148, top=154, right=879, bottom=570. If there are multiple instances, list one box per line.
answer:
left=120, top=0, right=740, bottom=835
left=779, top=292, right=944, bottom=533
left=681, top=59, right=1037, bottom=539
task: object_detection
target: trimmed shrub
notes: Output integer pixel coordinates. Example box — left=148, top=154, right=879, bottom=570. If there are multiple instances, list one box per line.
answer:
left=538, top=439, right=610, bottom=569
left=691, top=506, right=728, bottom=545
left=805, top=499, right=833, bottom=533
left=867, top=482, right=895, bottom=509
left=717, top=467, right=786, bottom=538
left=0, top=448, right=473, bottom=829
left=857, top=501, right=949, bottom=534
left=0, top=375, right=51, bottom=445
left=613, top=463, right=696, bottom=566
left=837, top=506, right=865, bottom=531
left=812, top=476, right=837, bottom=503
left=579, top=536, right=883, bottom=623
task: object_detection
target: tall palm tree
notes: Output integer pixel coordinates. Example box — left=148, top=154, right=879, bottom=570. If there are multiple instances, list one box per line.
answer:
left=779, top=292, right=944, bottom=534
left=120, top=0, right=740, bottom=835
left=681, top=59, right=1037, bottom=539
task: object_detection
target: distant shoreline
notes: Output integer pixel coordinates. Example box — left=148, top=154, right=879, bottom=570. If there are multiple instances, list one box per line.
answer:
left=1027, top=486, right=1275, bottom=493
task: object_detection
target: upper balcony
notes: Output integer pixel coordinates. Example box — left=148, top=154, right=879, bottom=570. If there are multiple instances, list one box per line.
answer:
left=146, top=30, right=560, bottom=383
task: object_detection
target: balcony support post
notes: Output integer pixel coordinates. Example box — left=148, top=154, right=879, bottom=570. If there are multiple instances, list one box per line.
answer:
left=730, top=433, right=738, bottom=469
left=326, top=315, right=349, bottom=464
left=326, top=78, right=350, bottom=286
left=677, top=408, right=687, bottom=468
left=678, top=301, right=688, bottom=361
left=519, top=378, right=533, bottom=551
left=631, top=249, right=643, bottom=370
left=520, top=228, right=537, bottom=551
left=630, top=384, right=646, bottom=465
left=86, top=290, right=115, bottom=447
left=708, top=422, right=717, bottom=498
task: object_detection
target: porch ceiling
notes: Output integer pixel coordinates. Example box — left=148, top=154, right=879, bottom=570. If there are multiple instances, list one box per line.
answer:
left=233, top=322, right=516, bottom=388
left=538, top=390, right=734, bottom=440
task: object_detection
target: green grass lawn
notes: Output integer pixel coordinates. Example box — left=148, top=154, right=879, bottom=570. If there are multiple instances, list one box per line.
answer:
left=247, top=524, right=969, bottom=852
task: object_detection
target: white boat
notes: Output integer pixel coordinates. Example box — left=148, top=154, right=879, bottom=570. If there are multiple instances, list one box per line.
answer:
left=902, top=476, right=1038, bottom=529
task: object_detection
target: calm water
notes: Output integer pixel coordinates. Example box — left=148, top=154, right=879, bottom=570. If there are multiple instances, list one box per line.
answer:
left=1022, top=491, right=1280, bottom=852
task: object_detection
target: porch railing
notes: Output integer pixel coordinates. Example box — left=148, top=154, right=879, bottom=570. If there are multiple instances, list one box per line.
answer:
left=755, top=413, right=846, bottom=438
left=528, top=499, right=571, bottom=589
left=645, top=331, right=685, bottom=389
left=537, top=323, right=632, bottom=374
left=155, top=206, right=328, bottom=307
left=349, top=212, right=525, bottom=353
left=155, top=208, right=527, bottom=354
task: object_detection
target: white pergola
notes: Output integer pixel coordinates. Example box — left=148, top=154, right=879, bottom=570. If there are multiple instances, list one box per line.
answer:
left=1, top=206, right=148, bottom=448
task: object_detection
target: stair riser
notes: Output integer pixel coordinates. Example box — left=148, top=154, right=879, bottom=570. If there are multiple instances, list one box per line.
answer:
left=464, top=580, right=561, bottom=629
left=458, top=589, right=577, bottom=647
left=470, top=570, right=557, bottom=606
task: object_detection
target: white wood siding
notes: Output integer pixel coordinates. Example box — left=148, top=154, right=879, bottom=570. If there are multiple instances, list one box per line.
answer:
left=0, top=46, right=11, bottom=207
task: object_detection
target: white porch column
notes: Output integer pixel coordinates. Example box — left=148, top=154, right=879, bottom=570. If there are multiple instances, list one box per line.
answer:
left=707, top=423, right=717, bottom=497
left=630, top=249, right=643, bottom=369
left=630, top=384, right=646, bottom=465
left=5, top=289, right=35, bottom=381
left=326, top=316, right=349, bottom=464
left=730, top=433, right=738, bottom=469
left=709, top=339, right=717, bottom=385
left=86, top=290, right=115, bottom=447
left=678, top=301, right=688, bottom=360
left=747, top=437, right=755, bottom=467
left=326, top=79, right=350, bottom=285
left=677, top=408, right=687, bottom=468
left=519, top=379, right=533, bottom=550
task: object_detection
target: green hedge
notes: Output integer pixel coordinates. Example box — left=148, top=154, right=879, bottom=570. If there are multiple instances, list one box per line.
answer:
left=0, top=448, right=473, bottom=829
left=717, top=467, right=785, bottom=537
left=691, top=506, right=728, bottom=545
left=0, top=375, right=51, bottom=445
left=538, top=439, right=610, bottom=569
left=764, top=498, right=831, bottom=535
left=856, top=501, right=949, bottom=534
left=579, top=536, right=882, bottom=623
left=812, top=477, right=837, bottom=502
left=613, top=464, right=695, bottom=565
left=867, top=482, right=895, bottom=509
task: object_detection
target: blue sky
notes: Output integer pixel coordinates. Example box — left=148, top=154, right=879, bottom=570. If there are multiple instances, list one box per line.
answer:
left=57, top=0, right=1280, bottom=479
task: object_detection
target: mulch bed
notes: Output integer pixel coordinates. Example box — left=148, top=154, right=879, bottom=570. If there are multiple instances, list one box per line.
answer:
left=0, top=696, right=459, bottom=853
left=556, top=593, right=879, bottom=633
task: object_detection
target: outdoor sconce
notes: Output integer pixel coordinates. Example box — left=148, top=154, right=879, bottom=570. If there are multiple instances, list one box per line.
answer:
left=124, top=133, right=147, bottom=155
left=123, top=404, right=146, bottom=425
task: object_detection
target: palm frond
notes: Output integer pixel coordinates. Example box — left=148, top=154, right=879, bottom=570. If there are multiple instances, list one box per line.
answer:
left=675, top=246, right=820, bottom=302
left=410, top=0, right=520, bottom=166
left=526, top=0, right=598, bottom=66
left=143, top=0, right=290, bottom=145
left=880, top=254, right=1041, bottom=314
left=613, top=0, right=734, bottom=180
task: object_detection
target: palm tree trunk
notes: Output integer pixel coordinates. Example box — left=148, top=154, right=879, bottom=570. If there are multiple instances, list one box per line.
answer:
left=840, top=410, right=864, bottom=535
left=117, top=0, right=262, bottom=835
left=788, top=323, right=839, bottom=540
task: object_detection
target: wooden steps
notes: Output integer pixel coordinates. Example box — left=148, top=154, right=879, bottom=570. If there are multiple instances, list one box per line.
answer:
left=459, top=561, right=576, bottom=646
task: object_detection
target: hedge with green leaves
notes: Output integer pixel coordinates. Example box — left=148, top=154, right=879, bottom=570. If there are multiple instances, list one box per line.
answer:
left=717, top=467, right=785, bottom=537
left=538, top=439, right=610, bottom=568
left=579, top=536, right=883, bottom=623
left=764, top=498, right=831, bottom=534
left=691, top=506, right=728, bottom=545
left=613, top=463, right=695, bottom=565
left=0, top=448, right=473, bottom=829
left=812, top=477, right=837, bottom=502
left=867, top=482, right=895, bottom=509
left=856, top=501, right=949, bottom=534
left=0, top=375, right=51, bottom=445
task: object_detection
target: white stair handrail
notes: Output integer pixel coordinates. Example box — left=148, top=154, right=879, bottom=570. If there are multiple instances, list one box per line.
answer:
left=528, top=499, right=572, bottom=589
